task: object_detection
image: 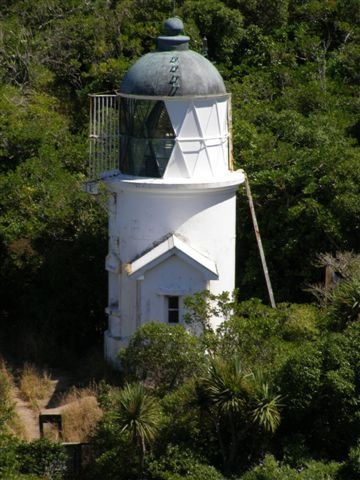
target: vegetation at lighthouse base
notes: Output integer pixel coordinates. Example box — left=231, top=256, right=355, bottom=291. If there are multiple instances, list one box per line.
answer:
left=1, top=274, right=360, bottom=478
left=87, top=264, right=360, bottom=478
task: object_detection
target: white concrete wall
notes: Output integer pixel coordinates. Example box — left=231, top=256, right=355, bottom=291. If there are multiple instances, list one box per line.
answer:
left=104, top=181, right=239, bottom=359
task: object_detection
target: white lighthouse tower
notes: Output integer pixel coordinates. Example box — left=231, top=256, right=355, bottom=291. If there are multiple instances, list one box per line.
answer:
left=87, top=18, right=245, bottom=365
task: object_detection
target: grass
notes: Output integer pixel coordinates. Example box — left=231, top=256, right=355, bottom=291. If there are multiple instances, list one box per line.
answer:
left=0, top=357, right=14, bottom=403
left=60, top=386, right=103, bottom=443
left=0, top=357, right=16, bottom=428
left=0, top=357, right=27, bottom=437
left=18, top=363, right=53, bottom=411
left=2, top=360, right=104, bottom=443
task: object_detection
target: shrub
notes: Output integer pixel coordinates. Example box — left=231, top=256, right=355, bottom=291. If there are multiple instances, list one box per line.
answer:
left=278, top=342, right=322, bottom=417
left=280, top=304, right=320, bottom=342
left=89, top=437, right=139, bottom=480
left=5, top=475, right=42, bottom=479
left=147, top=444, right=225, bottom=480
left=298, top=460, right=341, bottom=479
left=329, top=274, right=360, bottom=328
left=119, top=322, right=204, bottom=395
left=240, top=455, right=341, bottom=479
left=216, top=306, right=282, bottom=368
left=159, top=381, right=214, bottom=460
left=16, top=438, right=67, bottom=480
left=338, top=441, right=360, bottom=478
left=0, top=434, right=19, bottom=478
left=0, top=435, right=64, bottom=480
left=240, top=455, right=296, bottom=480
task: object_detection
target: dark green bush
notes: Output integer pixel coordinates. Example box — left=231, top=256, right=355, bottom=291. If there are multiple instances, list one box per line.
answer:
left=90, top=445, right=139, bottom=480
left=0, top=434, right=19, bottom=478
left=339, top=441, right=360, bottom=479
left=279, top=342, right=323, bottom=416
left=147, top=444, right=225, bottom=480
left=119, top=322, right=204, bottom=395
left=279, top=304, right=320, bottom=342
left=16, top=439, right=67, bottom=480
left=240, top=455, right=341, bottom=479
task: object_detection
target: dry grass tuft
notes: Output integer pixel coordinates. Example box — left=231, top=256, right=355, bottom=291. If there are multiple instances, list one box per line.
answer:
left=0, top=357, right=27, bottom=437
left=18, top=363, right=53, bottom=411
left=8, top=411, right=29, bottom=439
left=0, top=357, right=14, bottom=398
left=61, top=386, right=103, bottom=443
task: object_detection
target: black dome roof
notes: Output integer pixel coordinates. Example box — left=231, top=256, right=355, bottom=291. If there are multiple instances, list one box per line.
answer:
left=120, top=18, right=226, bottom=97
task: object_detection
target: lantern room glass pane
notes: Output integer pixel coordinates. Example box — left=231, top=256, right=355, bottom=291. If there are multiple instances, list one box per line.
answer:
left=120, top=98, right=175, bottom=177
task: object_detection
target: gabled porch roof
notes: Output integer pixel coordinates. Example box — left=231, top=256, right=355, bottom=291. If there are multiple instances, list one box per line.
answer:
left=126, top=234, right=218, bottom=281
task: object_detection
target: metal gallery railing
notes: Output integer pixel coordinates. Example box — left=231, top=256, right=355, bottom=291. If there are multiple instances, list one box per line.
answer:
left=88, top=94, right=120, bottom=181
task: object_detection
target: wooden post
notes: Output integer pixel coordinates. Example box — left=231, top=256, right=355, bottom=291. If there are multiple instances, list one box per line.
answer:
left=325, top=265, right=333, bottom=291
left=244, top=172, right=276, bottom=308
left=228, top=94, right=234, bottom=171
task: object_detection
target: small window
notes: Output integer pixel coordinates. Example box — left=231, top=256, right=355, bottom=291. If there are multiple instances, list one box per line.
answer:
left=168, top=296, right=179, bottom=323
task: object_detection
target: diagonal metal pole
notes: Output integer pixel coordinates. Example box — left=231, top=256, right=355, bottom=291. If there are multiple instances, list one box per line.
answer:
left=244, top=171, right=276, bottom=308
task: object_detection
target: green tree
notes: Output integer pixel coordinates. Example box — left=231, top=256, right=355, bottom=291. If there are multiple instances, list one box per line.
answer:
left=115, top=383, right=162, bottom=477
left=181, top=0, right=244, bottom=70
left=196, top=356, right=282, bottom=475
left=278, top=327, right=360, bottom=460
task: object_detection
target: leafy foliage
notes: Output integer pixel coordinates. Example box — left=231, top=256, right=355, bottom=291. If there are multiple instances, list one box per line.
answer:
left=15, top=439, right=67, bottom=480
left=88, top=382, right=162, bottom=480
left=196, top=356, right=282, bottom=474
left=1, top=1, right=360, bottom=477
left=240, top=454, right=341, bottom=480
left=89, top=285, right=360, bottom=477
left=115, top=383, right=162, bottom=446
left=119, top=322, right=204, bottom=395
left=147, top=444, right=225, bottom=480
left=0, top=436, right=66, bottom=480
left=0, top=434, right=19, bottom=478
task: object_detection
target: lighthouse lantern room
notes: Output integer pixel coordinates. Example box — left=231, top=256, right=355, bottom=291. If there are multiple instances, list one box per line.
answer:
left=86, top=18, right=245, bottom=365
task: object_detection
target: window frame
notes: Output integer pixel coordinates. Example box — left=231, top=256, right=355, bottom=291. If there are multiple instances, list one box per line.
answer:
left=167, top=295, right=180, bottom=324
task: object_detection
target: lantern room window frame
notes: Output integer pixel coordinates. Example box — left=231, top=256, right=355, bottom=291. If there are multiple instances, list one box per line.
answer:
left=119, top=98, right=176, bottom=178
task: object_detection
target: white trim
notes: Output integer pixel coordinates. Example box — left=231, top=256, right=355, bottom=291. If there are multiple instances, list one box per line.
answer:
left=127, top=234, right=218, bottom=280
left=175, top=135, right=228, bottom=141
left=117, top=92, right=230, bottom=101
left=105, top=169, right=245, bottom=193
